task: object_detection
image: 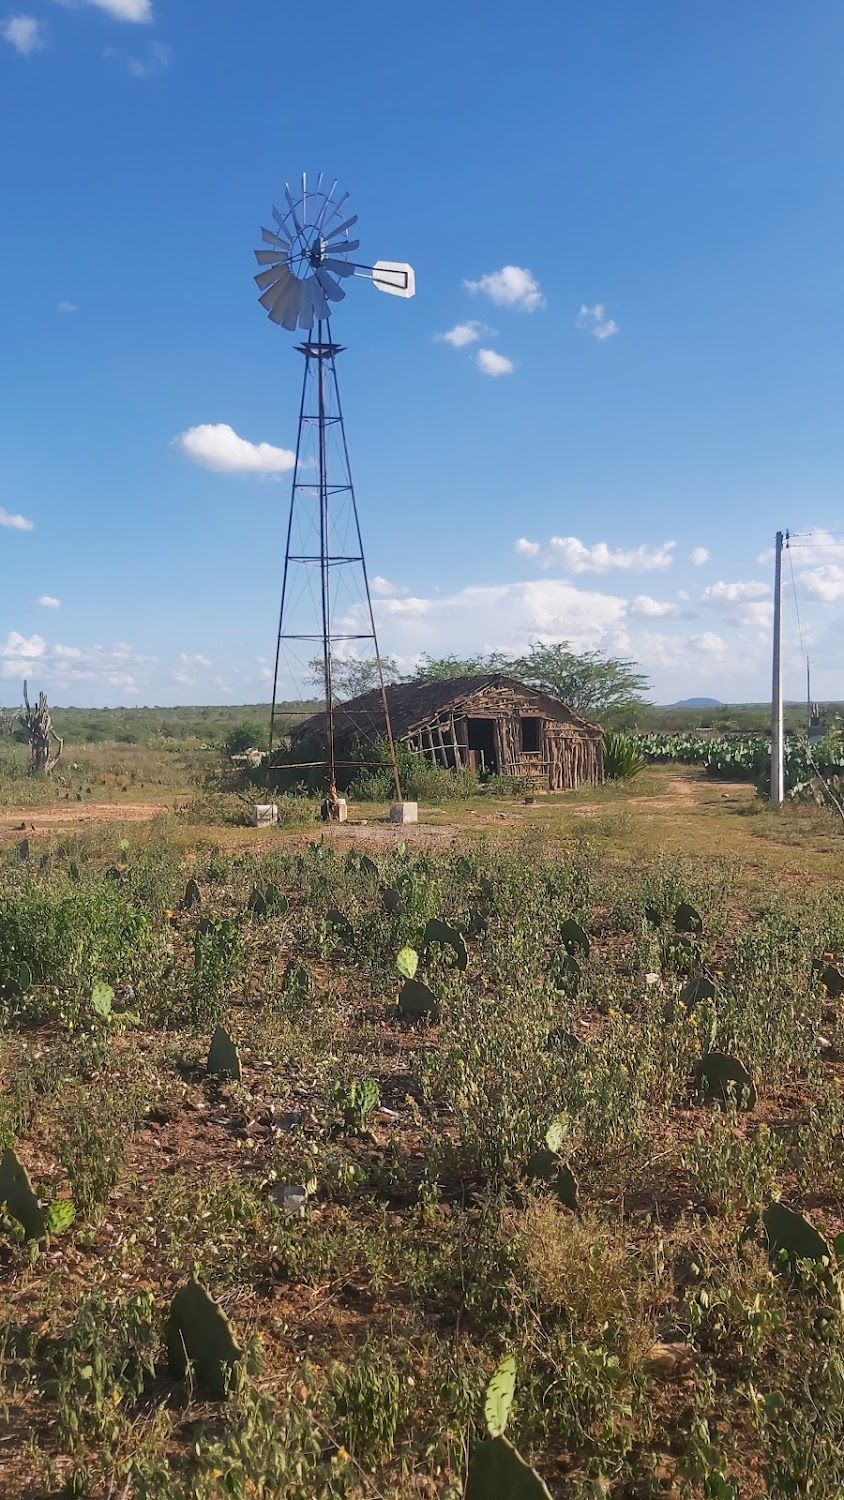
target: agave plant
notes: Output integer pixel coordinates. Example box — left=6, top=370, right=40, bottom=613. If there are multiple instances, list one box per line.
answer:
left=602, top=729, right=645, bottom=781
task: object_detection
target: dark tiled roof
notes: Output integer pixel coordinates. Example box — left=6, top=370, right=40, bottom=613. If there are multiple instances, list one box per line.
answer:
left=291, top=673, right=601, bottom=744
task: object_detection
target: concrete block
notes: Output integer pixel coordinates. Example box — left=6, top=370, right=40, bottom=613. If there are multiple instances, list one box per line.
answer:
left=335, top=798, right=348, bottom=822
left=390, top=801, right=418, bottom=824
left=251, top=804, right=278, bottom=827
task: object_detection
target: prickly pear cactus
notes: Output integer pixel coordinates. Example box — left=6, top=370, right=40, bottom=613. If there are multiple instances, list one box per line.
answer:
left=0, top=1146, right=46, bottom=1241
left=758, top=1201, right=835, bottom=1272
left=680, top=974, right=716, bottom=1007
left=423, top=918, right=468, bottom=971
left=206, top=1025, right=242, bottom=1081
left=560, top=918, right=590, bottom=959
left=465, top=1435, right=552, bottom=1499
left=674, top=901, right=703, bottom=934
left=695, top=1051, right=756, bottom=1109
left=165, top=1277, right=243, bottom=1397
left=525, top=1147, right=579, bottom=1209
left=182, top=878, right=201, bottom=910
left=397, top=978, right=440, bottom=1022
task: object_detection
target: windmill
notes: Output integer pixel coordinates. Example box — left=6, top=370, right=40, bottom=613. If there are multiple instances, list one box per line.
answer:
left=254, top=172, right=414, bottom=811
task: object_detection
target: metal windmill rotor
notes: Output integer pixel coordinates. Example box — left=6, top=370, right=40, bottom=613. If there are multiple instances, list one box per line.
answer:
left=254, top=172, right=415, bottom=809
left=254, top=172, right=414, bottom=330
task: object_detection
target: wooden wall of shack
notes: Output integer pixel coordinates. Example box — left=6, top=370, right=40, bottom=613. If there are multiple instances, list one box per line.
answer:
left=399, top=682, right=603, bottom=791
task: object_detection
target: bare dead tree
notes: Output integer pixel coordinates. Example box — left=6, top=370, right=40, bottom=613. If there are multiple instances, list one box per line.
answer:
left=20, top=680, right=63, bottom=774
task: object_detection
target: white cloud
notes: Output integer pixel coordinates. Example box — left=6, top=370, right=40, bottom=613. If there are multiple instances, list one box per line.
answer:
left=576, top=304, right=619, bottom=340
left=703, top=580, right=769, bottom=603
left=782, top=532, right=844, bottom=603
left=0, top=633, right=152, bottom=692
left=172, top=423, right=296, bottom=475
left=626, top=595, right=682, bottom=619
left=798, top=563, right=844, bottom=603
left=435, top=321, right=488, bottom=348
left=475, top=348, right=514, bottom=377
left=702, top=579, right=771, bottom=631
left=0, top=507, right=34, bottom=531
left=690, top=546, right=710, bottom=566
left=124, top=39, right=171, bottom=75
left=689, top=631, right=727, bottom=656
left=345, top=577, right=628, bottom=661
left=57, top=300, right=78, bottom=314
left=36, top=596, right=61, bottom=609
left=170, top=651, right=213, bottom=686
left=464, top=265, right=544, bottom=312
left=519, top=535, right=676, bottom=574
left=370, top=575, right=408, bottom=597
left=2, top=14, right=45, bottom=53
left=82, top=0, right=153, bottom=20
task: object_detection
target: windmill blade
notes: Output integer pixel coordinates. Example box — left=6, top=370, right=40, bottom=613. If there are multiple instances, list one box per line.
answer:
left=258, top=264, right=295, bottom=307
left=301, top=170, right=307, bottom=223
left=315, top=267, right=346, bottom=303
left=314, top=179, right=338, bottom=231
left=284, top=183, right=305, bottom=236
left=325, top=237, right=360, bottom=257
left=372, top=260, right=416, bottom=298
left=261, top=227, right=290, bottom=250
left=255, top=261, right=293, bottom=291
left=322, top=258, right=355, bottom=278
left=326, top=212, right=358, bottom=240
left=269, top=276, right=302, bottom=330
left=297, top=277, right=315, bottom=330
left=310, top=276, right=331, bottom=321
left=323, top=189, right=349, bottom=226
left=271, top=205, right=289, bottom=231
left=254, top=248, right=291, bottom=266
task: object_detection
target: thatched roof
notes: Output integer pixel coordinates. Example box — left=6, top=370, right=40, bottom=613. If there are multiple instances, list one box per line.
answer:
left=291, top=673, right=602, bottom=744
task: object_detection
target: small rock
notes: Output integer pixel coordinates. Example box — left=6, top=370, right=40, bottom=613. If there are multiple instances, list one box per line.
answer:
left=646, top=1340, right=694, bottom=1377
left=272, top=1183, right=308, bottom=1217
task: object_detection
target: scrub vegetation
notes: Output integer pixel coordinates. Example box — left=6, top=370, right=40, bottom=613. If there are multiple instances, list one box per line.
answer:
left=1, top=757, right=844, bottom=1497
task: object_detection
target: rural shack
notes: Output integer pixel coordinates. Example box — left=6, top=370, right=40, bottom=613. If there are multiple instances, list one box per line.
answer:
left=292, top=673, right=604, bottom=791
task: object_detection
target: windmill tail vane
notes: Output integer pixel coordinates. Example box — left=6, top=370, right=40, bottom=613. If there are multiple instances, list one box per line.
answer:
left=254, top=173, right=415, bottom=807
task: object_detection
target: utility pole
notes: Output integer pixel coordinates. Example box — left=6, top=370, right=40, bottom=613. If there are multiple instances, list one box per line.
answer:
left=770, top=530, right=784, bottom=805
left=806, top=656, right=811, bottom=737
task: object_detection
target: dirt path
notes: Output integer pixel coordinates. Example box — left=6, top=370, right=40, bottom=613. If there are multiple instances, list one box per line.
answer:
left=0, top=801, right=172, bottom=840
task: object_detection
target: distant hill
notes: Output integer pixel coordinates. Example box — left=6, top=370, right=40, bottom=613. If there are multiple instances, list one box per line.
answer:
left=673, top=697, right=723, bottom=708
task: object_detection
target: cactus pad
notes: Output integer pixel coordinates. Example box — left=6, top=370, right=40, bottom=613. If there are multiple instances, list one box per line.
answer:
left=0, top=1146, right=47, bottom=1241
left=695, top=1051, right=756, bottom=1109
left=759, top=1201, right=834, bottom=1272
left=397, top=978, right=440, bottom=1021
left=206, top=1025, right=242, bottom=1081
left=560, top=918, right=590, bottom=958
left=465, top=1435, right=552, bottom=1499
left=674, top=902, right=703, bottom=934
left=525, top=1146, right=579, bottom=1209
left=423, top=918, right=468, bottom=971
left=165, top=1277, right=243, bottom=1397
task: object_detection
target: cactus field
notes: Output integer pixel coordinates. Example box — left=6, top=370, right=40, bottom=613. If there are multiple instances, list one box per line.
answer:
left=2, top=777, right=844, bottom=1497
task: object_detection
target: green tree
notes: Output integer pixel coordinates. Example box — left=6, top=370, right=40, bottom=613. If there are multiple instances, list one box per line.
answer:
left=409, top=652, right=509, bottom=682
left=225, top=721, right=268, bottom=757
left=306, top=655, right=402, bottom=702
left=509, top=642, right=649, bottom=721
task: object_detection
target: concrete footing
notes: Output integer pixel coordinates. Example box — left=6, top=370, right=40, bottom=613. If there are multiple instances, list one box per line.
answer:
left=251, top=804, right=278, bottom=827
left=390, top=801, right=418, bottom=824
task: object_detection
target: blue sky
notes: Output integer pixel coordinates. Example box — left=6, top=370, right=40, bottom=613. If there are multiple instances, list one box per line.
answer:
left=2, top=0, right=844, bottom=707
